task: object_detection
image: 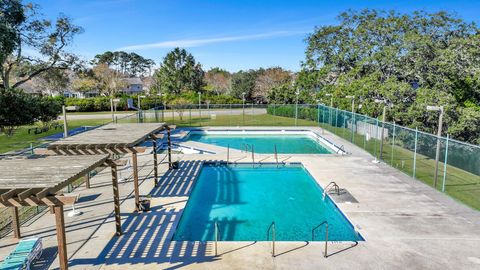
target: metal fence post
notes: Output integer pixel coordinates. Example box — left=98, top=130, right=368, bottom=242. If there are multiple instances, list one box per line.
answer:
left=391, top=122, right=396, bottom=166
left=334, top=108, right=338, bottom=134
left=442, top=134, right=449, bottom=193
left=351, top=112, right=355, bottom=143
left=374, top=119, right=379, bottom=160
left=413, top=127, right=418, bottom=179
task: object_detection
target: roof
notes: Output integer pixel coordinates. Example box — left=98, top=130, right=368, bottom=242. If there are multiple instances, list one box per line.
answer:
left=48, top=123, right=166, bottom=152
left=122, top=77, right=143, bottom=85
left=0, top=155, right=108, bottom=206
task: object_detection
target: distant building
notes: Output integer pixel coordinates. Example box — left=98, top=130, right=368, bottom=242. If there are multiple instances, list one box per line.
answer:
left=120, top=77, right=144, bottom=95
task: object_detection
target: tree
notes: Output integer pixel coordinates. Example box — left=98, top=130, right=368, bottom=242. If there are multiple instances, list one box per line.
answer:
left=0, top=0, right=83, bottom=90
left=36, top=96, right=62, bottom=128
left=231, top=70, right=259, bottom=101
left=92, top=51, right=155, bottom=77
left=254, top=67, right=292, bottom=103
left=301, top=9, right=480, bottom=143
left=31, top=68, right=70, bottom=96
left=169, top=97, right=189, bottom=120
left=154, top=48, right=204, bottom=95
left=204, top=68, right=231, bottom=95
left=0, top=89, right=37, bottom=136
left=92, top=64, right=127, bottom=96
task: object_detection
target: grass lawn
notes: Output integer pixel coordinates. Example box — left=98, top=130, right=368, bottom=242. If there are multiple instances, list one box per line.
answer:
left=0, top=119, right=111, bottom=154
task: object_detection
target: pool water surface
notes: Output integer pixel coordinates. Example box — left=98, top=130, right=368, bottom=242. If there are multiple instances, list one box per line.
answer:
left=173, top=163, right=361, bottom=242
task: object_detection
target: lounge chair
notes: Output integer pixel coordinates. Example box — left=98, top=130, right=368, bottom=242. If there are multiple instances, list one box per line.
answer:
left=0, top=238, right=42, bottom=270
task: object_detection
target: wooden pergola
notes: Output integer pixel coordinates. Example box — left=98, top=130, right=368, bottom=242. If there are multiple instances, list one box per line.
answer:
left=0, top=155, right=114, bottom=270
left=44, top=123, right=174, bottom=211
left=7, top=122, right=175, bottom=269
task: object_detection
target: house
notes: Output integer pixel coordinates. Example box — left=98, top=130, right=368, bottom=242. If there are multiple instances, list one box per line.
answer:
left=120, top=77, right=144, bottom=95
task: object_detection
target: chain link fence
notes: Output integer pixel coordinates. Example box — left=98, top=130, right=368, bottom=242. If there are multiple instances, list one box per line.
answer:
left=118, top=103, right=479, bottom=210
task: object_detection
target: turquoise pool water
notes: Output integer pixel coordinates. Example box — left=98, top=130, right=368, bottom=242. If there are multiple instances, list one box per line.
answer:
left=186, top=133, right=332, bottom=154
left=173, top=163, right=362, bottom=242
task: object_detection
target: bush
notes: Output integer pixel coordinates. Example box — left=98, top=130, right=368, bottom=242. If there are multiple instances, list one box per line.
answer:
left=0, top=89, right=41, bottom=136
left=36, top=97, right=62, bottom=127
left=65, top=93, right=243, bottom=112
left=267, top=105, right=319, bottom=122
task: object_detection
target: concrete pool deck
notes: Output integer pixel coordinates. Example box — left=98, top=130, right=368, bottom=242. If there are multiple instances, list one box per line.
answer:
left=0, top=126, right=479, bottom=269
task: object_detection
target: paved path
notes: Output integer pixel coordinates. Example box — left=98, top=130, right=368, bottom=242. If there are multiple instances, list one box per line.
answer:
left=0, top=126, right=479, bottom=269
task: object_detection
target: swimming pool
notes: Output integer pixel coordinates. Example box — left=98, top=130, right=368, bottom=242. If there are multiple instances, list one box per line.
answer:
left=185, top=130, right=340, bottom=154
left=173, top=163, right=362, bottom=242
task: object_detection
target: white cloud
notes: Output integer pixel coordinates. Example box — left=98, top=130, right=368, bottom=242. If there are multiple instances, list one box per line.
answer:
left=118, top=30, right=307, bottom=51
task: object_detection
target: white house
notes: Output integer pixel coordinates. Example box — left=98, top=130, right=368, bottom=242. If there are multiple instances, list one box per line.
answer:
left=120, top=77, right=144, bottom=95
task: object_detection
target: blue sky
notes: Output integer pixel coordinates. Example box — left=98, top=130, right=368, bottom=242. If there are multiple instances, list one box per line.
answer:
left=35, top=0, right=480, bottom=72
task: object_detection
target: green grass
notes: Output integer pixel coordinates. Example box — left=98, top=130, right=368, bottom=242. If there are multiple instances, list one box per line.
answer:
left=0, top=119, right=111, bottom=154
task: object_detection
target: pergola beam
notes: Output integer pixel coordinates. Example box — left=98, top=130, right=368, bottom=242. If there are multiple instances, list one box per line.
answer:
left=0, top=195, right=78, bottom=207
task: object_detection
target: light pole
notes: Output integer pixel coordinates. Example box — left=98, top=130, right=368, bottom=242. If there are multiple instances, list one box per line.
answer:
left=375, top=99, right=389, bottom=161
left=345, top=95, right=355, bottom=114
left=345, top=95, right=355, bottom=142
left=157, top=93, right=163, bottom=121
left=138, top=95, right=146, bottom=121
left=295, top=89, right=300, bottom=126
left=198, top=91, right=201, bottom=119
left=426, top=105, right=444, bottom=189
left=242, top=92, right=246, bottom=125
left=325, top=93, right=333, bottom=125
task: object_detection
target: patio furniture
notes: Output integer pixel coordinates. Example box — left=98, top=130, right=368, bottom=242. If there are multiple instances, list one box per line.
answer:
left=0, top=237, right=43, bottom=270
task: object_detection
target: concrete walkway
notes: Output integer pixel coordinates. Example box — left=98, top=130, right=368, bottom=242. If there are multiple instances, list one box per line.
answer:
left=0, top=126, right=479, bottom=269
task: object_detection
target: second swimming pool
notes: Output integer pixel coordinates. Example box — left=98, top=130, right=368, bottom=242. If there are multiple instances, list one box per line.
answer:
left=185, top=131, right=335, bottom=154
left=173, top=163, right=362, bottom=242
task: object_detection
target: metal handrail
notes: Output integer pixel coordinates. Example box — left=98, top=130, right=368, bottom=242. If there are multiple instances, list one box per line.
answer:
left=323, top=181, right=340, bottom=199
left=311, top=221, right=329, bottom=258
left=251, top=145, right=255, bottom=166
left=227, top=145, right=230, bottom=164
left=267, top=221, right=276, bottom=257
left=214, top=221, right=220, bottom=256
left=274, top=144, right=278, bottom=167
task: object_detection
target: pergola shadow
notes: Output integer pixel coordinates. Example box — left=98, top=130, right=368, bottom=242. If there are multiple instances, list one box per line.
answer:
left=152, top=160, right=204, bottom=197
left=68, top=208, right=219, bottom=268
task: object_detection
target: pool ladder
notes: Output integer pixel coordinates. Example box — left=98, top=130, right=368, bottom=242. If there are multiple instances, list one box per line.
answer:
left=312, top=221, right=329, bottom=258
left=323, top=181, right=340, bottom=199
left=214, top=221, right=220, bottom=256
left=267, top=221, right=276, bottom=257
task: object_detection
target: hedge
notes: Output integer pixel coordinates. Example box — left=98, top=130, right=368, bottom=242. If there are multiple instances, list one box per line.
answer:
left=266, top=105, right=320, bottom=122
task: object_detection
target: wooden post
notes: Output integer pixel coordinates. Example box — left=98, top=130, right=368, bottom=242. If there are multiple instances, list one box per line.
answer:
left=85, top=171, right=91, bottom=189
left=54, top=205, right=68, bottom=270
left=11, top=207, right=20, bottom=239
left=152, top=138, right=158, bottom=186
left=62, top=106, right=68, bottom=138
left=132, top=152, right=140, bottom=212
left=110, top=163, right=122, bottom=236
left=167, top=128, right=172, bottom=169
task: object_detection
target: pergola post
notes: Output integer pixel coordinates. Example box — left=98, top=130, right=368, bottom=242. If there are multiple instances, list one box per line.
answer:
left=109, top=163, right=122, bottom=236
left=167, top=128, right=172, bottom=169
left=11, top=207, right=20, bottom=239
left=54, top=205, right=68, bottom=270
left=152, top=138, right=158, bottom=186
left=132, top=152, right=140, bottom=212
left=85, top=171, right=91, bottom=189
